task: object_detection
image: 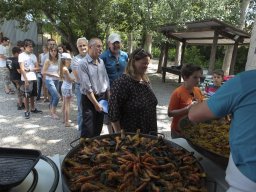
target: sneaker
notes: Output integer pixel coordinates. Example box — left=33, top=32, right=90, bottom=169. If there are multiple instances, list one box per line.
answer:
left=24, top=112, right=30, bottom=119
left=17, top=106, right=23, bottom=110
left=31, top=108, right=43, bottom=114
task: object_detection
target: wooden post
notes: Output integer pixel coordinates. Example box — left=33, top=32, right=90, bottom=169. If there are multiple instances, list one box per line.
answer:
left=229, top=40, right=239, bottom=75
left=162, top=42, right=169, bottom=82
left=208, top=31, right=219, bottom=74
left=163, top=42, right=169, bottom=67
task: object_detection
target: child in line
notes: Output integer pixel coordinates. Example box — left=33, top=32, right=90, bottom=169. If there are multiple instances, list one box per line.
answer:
left=168, top=64, right=204, bottom=138
left=6, top=47, right=23, bottom=109
left=205, top=69, right=224, bottom=97
left=59, top=53, right=74, bottom=127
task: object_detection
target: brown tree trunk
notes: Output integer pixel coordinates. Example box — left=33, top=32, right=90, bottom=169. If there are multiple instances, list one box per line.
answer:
left=245, top=17, right=256, bottom=70
left=127, top=32, right=133, bottom=54
left=174, top=41, right=182, bottom=66
left=222, top=0, right=250, bottom=74
left=144, top=32, right=152, bottom=54
left=222, top=46, right=234, bottom=75
left=157, top=42, right=166, bottom=73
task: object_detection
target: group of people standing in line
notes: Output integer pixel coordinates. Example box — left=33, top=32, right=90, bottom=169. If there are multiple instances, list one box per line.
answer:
left=0, top=34, right=158, bottom=135
left=1, top=33, right=256, bottom=190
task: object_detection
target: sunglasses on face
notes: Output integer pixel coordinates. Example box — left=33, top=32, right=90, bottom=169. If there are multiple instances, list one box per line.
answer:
left=133, top=49, right=147, bottom=60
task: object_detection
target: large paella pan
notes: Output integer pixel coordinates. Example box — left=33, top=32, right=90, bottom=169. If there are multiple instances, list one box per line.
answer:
left=179, top=118, right=230, bottom=168
left=62, top=130, right=207, bottom=192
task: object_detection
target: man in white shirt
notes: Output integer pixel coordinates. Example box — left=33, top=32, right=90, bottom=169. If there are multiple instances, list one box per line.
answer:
left=71, top=37, right=88, bottom=131
left=0, top=37, right=13, bottom=94
left=19, top=39, right=42, bottom=119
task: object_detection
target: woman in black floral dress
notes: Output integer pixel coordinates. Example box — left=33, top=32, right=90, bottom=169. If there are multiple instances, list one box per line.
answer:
left=109, top=48, right=158, bottom=134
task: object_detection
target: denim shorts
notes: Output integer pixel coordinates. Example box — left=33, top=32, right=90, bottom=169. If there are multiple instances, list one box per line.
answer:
left=62, top=88, right=73, bottom=97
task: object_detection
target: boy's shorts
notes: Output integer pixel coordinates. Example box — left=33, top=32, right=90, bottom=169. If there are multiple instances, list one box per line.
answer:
left=20, top=81, right=37, bottom=98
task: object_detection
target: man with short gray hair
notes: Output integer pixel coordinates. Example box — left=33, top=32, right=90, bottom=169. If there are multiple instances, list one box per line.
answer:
left=71, top=37, right=88, bottom=131
left=78, top=38, right=110, bottom=138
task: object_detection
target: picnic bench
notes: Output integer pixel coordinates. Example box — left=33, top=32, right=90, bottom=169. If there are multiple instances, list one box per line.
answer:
left=162, top=66, right=182, bottom=83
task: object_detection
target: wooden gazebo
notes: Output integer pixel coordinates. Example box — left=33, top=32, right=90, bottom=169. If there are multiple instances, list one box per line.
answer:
left=159, top=18, right=250, bottom=83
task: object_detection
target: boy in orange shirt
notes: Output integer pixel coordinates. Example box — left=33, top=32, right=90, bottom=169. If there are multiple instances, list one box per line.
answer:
left=168, top=64, right=204, bottom=138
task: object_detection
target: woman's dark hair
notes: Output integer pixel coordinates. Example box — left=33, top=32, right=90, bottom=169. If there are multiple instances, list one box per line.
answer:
left=23, top=39, right=35, bottom=47
left=181, top=63, right=202, bottom=78
left=49, top=44, right=59, bottom=61
left=17, top=40, right=24, bottom=48
left=1, top=37, right=9, bottom=42
left=58, top=43, right=68, bottom=53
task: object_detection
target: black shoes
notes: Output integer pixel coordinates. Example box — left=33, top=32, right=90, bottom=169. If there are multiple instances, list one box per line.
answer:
left=17, top=103, right=25, bottom=110
left=31, top=108, right=43, bottom=114
left=24, top=112, right=30, bottom=119
left=24, top=109, right=42, bottom=119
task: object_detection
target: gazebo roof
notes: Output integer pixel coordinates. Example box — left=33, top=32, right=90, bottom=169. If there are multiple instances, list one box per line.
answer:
left=160, top=18, right=250, bottom=45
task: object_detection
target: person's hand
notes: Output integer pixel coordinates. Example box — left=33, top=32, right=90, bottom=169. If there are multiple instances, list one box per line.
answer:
left=186, top=101, right=198, bottom=110
left=25, top=80, right=29, bottom=87
left=95, top=102, right=103, bottom=112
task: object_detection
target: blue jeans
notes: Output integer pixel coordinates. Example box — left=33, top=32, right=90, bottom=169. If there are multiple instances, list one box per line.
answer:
left=45, top=79, right=59, bottom=107
left=36, top=73, right=42, bottom=99
left=75, top=83, right=82, bottom=130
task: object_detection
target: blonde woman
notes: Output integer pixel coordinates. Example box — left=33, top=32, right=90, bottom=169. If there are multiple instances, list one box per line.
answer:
left=109, top=48, right=158, bottom=134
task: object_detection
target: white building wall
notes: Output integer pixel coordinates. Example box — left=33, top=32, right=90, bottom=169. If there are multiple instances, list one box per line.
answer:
left=0, top=20, right=37, bottom=45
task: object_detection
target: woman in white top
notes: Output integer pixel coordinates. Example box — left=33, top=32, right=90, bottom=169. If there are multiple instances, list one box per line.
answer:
left=59, top=53, right=74, bottom=127
left=42, top=45, right=60, bottom=119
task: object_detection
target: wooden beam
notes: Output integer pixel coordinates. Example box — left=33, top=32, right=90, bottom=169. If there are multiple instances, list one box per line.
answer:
left=229, top=40, right=239, bottom=75
left=166, top=33, right=184, bottom=42
left=208, top=31, right=219, bottom=74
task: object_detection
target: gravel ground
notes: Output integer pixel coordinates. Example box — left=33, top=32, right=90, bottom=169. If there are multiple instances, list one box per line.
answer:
left=0, top=60, right=179, bottom=156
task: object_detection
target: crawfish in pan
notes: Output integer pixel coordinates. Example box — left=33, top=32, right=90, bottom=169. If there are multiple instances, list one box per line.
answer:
left=62, top=130, right=207, bottom=192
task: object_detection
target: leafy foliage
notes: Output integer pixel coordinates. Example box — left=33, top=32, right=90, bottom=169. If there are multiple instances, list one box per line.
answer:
left=0, top=0, right=254, bottom=60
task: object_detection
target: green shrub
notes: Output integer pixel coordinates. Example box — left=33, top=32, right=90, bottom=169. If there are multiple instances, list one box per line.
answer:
left=184, top=46, right=207, bottom=67
left=151, top=47, right=161, bottom=58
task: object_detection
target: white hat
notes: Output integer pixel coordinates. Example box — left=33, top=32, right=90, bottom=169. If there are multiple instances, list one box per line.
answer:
left=61, top=53, right=72, bottom=59
left=108, top=33, right=121, bottom=43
